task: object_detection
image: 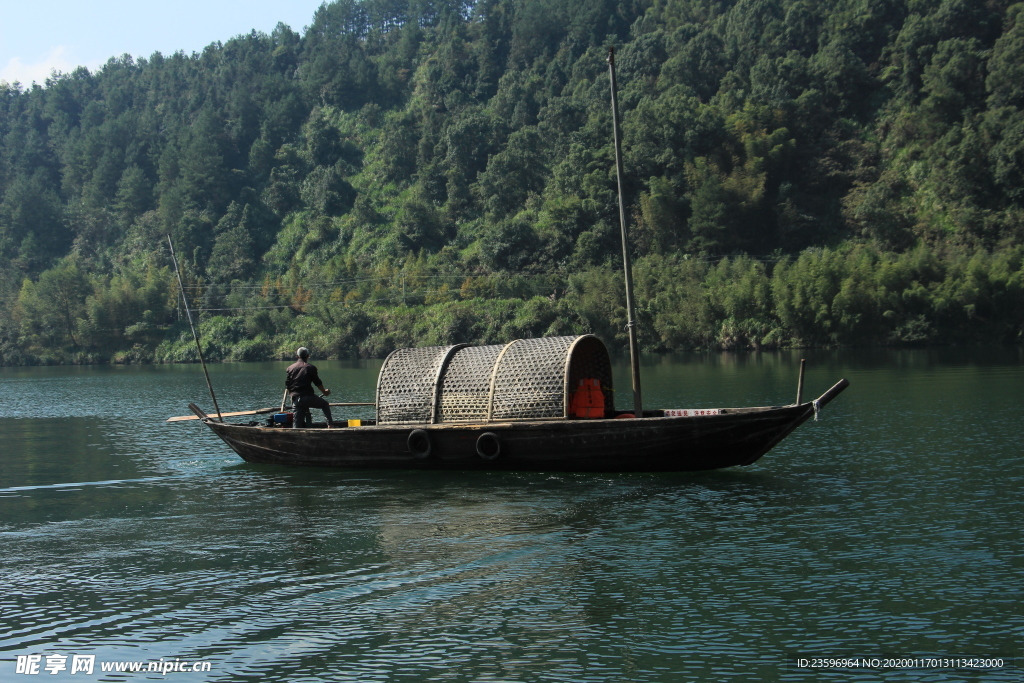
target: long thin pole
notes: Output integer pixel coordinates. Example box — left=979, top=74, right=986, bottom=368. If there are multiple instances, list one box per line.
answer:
left=167, top=236, right=223, bottom=422
left=796, top=358, right=806, bottom=405
left=608, top=47, right=643, bottom=418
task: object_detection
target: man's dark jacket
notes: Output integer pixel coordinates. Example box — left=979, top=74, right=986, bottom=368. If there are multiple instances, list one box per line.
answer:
left=285, top=359, right=321, bottom=399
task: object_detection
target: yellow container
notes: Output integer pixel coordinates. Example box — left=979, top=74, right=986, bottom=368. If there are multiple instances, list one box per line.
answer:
left=347, top=419, right=362, bottom=427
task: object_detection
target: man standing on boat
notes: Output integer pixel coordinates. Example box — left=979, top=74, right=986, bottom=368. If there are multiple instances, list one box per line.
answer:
left=286, top=347, right=335, bottom=428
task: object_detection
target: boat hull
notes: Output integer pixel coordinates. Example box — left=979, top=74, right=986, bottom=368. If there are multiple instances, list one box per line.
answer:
left=202, top=400, right=830, bottom=473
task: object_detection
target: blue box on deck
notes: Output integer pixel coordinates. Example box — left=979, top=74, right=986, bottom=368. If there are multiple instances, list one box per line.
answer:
left=273, top=412, right=293, bottom=426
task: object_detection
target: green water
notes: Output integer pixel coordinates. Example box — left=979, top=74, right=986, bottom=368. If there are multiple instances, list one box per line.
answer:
left=1, top=349, right=1021, bottom=681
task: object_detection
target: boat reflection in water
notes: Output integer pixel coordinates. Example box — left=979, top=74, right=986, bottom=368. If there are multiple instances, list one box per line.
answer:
left=189, top=335, right=848, bottom=472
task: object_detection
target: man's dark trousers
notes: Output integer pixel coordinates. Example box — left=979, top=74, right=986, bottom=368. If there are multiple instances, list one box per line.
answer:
left=293, top=394, right=333, bottom=427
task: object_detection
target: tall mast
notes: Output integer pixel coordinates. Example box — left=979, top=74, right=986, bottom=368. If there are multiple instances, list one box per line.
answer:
left=607, top=47, right=643, bottom=418
left=167, top=235, right=223, bottom=422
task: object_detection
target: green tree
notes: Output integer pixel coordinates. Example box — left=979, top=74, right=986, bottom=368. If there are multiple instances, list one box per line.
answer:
left=114, top=165, right=154, bottom=220
left=16, top=260, right=92, bottom=348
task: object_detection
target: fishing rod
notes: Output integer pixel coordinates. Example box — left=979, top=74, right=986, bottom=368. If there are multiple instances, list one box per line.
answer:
left=608, top=46, right=643, bottom=418
left=167, top=235, right=223, bottom=422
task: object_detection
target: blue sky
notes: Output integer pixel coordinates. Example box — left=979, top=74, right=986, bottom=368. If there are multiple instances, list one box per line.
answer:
left=1, top=0, right=328, bottom=86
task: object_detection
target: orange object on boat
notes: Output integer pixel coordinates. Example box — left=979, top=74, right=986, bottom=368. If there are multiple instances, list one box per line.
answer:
left=570, top=378, right=605, bottom=418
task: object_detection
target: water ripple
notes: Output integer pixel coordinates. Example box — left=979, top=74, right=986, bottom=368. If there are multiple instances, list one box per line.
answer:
left=1, top=357, right=1022, bottom=681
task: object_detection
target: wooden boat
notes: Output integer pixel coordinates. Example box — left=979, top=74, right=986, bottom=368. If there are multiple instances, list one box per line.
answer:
left=173, top=50, right=849, bottom=473
left=187, top=335, right=849, bottom=472
left=196, top=386, right=848, bottom=472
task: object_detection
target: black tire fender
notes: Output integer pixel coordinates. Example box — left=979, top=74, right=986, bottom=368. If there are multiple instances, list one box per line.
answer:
left=476, top=432, right=501, bottom=460
left=408, top=429, right=432, bottom=459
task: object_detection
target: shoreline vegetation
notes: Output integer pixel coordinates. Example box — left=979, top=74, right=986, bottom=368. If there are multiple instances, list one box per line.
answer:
left=6, top=243, right=1022, bottom=366
left=2, top=0, right=1023, bottom=366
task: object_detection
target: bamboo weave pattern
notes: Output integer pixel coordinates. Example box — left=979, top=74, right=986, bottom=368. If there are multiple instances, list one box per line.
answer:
left=376, top=335, right=613, bottom=424
left=439, top=344, right=504, bottom=422
left=376, top=345, right=457, bottom=424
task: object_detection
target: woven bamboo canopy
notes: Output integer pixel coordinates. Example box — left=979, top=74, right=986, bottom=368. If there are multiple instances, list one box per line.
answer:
left=375, top=335, right=614, bottom=424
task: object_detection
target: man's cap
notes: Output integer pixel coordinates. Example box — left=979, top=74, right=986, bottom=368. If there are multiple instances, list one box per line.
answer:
left=296, top=347, right=310, bottom=359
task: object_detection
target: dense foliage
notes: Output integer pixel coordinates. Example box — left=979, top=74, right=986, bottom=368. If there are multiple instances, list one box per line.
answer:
left=1, top=0, right=1022, bottom=364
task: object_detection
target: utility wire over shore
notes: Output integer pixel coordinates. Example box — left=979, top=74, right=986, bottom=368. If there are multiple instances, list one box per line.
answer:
left=2, top=245, right=1023, bottom=366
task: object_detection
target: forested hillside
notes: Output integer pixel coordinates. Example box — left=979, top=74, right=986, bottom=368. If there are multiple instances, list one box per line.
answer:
left=1, top=0, right=1022, bottom=364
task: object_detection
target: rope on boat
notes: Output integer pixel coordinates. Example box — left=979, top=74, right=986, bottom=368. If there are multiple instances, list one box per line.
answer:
left=813, top=399, right=821, bottom=421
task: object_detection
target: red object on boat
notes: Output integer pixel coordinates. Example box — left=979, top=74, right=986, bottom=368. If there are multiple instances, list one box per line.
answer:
left=570, top=378, right=605, bottom=418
